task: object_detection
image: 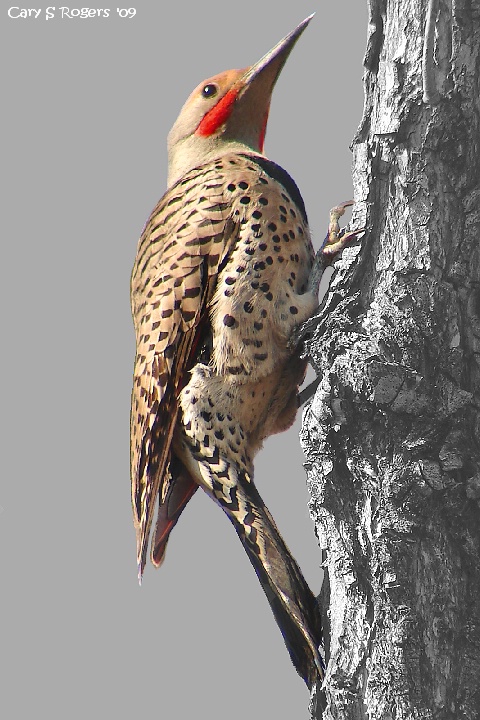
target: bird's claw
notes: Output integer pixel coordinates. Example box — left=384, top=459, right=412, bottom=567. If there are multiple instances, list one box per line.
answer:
left=289, top=201, right=364, bottom=351
left=322, top=200, right=365, bottom=258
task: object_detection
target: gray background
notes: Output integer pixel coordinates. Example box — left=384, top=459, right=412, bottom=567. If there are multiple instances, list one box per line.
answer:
left=2, top=2, right=366, bottom=717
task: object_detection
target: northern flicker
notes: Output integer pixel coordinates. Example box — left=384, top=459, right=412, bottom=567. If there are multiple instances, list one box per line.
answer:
left=131, top=14, right=362, bottom=689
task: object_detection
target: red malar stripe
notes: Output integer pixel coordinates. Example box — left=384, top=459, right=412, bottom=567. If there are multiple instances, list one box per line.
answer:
left=195, top=88, right=239, bottom=137
left=258, top=109, right=269, bottom=153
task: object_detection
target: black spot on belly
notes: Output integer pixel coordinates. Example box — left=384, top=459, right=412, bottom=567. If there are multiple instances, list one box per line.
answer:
left=223, top=314, right=238, bottom=328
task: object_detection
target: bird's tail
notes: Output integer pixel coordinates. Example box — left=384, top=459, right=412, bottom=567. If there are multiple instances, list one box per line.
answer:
left=211, top=471, right=324, bottom=689
left=151, top=458, right=199, bottom=568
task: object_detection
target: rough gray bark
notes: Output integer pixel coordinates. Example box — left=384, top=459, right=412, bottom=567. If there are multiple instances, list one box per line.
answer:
left=302, top=1, right=480, bottom=718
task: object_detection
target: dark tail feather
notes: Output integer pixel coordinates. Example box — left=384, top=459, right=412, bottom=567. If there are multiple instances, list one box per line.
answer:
left=221, top=480, right=324, bottom=688
left=151, top=459, right=198, bottom=567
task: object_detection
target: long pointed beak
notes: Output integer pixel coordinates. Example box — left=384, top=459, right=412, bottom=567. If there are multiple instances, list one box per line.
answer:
left=216, top=14, right=314, bottom=153
left=240, top=14, right=314, bottom=94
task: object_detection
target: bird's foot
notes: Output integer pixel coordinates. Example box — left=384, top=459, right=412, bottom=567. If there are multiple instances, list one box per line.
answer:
left=322, top=200, right=365, bottom=258
left=290, top=201, right=364, bottom=354
left=306, top=200, right=364, bottom=299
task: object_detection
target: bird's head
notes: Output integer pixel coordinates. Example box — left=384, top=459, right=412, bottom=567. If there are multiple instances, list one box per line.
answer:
left=167, top=14, right=314, bottom=187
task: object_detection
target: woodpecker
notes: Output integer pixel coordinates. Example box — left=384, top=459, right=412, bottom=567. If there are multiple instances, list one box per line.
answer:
left=131, top=14, right=362, bottom=689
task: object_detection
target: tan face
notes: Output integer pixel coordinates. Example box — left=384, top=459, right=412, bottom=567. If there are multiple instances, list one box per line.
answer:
left=168, top=68, right=247, bottom=148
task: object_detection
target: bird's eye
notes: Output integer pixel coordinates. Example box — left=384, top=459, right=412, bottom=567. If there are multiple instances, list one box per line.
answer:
left=202, top=83, right=218, bottom=99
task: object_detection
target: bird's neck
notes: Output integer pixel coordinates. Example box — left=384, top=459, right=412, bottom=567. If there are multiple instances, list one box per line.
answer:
left=167, top=136, right=264, bottom=188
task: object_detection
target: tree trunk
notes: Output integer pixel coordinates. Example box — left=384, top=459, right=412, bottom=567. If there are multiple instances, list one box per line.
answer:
left=301, top=1, right=480, bottom=718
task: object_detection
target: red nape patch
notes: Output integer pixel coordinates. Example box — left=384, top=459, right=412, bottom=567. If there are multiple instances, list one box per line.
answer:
left=195, top=88, right=239, bottom=137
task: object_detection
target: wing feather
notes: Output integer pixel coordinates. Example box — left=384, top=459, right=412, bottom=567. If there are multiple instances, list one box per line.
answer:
left=130, top=166, right=238, bottom=579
